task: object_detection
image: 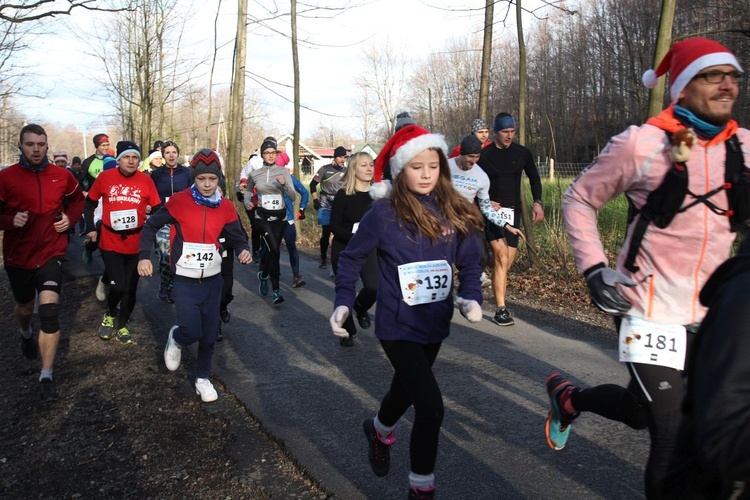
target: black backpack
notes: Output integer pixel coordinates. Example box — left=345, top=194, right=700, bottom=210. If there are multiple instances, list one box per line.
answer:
left=624, top=134, right=749, bottom=273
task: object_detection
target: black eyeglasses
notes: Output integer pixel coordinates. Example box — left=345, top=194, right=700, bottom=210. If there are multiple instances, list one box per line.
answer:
left=692, top=70, right=743, bottom=84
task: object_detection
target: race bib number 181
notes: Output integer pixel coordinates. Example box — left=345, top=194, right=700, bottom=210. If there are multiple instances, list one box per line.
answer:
left=618, top=316, right=687, bottom=370
left=397, top=260, right=452, bottom=306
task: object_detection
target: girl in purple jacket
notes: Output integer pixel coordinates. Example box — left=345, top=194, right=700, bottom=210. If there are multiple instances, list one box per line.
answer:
left=330, top=125, right=484, bottom=499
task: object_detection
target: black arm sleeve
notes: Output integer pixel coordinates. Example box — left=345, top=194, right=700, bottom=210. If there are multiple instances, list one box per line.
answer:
left=523, top=148, right=543, bottom=202
left=84, top=197, right=99, bottom=233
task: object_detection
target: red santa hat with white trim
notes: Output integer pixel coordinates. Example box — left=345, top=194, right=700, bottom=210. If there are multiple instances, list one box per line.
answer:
left=370, top=124, right=448, bottom=200
left=642, top=37, right=743, bottom=103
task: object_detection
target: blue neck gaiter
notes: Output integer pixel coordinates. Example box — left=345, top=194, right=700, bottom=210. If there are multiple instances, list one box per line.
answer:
left=674, top=105, right=726, bottom=139
left=190, top=184, right=222, bottom=208
left=19, top=155, right=49, bottom=173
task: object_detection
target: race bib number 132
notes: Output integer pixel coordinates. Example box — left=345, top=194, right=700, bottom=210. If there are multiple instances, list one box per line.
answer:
left=618, top=316, right=687, bottom=370
left=397, top=259, right=452, bottom=306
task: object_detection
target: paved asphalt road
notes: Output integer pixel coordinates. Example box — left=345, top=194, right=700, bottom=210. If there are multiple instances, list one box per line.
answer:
left=68, top=236, right=649, bottom=499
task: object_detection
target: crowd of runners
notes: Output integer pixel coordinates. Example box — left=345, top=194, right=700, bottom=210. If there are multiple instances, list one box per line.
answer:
left=1, top=35, right=749, bottom=499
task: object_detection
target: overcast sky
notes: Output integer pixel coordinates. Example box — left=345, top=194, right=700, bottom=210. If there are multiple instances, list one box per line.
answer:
left=16, top=0, right=547, bottom=140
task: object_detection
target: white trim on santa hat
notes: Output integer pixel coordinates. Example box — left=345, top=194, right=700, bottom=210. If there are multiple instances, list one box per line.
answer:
left=388, top=133, right=448, bottom=180
left=669, top=52, right=743, bottom=102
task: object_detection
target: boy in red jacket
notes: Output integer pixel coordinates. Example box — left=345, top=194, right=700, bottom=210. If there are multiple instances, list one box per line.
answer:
left=138, top=149, right=251, bottom=402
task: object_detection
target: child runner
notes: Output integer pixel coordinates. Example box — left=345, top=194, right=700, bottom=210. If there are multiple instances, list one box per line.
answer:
left=137, top=149, right=251, bottom=402
left=330, top=125, right=484, bottom=498
left=329, top=151, right=377, bottom=347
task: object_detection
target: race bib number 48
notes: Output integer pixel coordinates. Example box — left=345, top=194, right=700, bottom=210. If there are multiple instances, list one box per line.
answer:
left=618, top=316, right=687, bottom=370
left=397, top=260, right=452, bottom=306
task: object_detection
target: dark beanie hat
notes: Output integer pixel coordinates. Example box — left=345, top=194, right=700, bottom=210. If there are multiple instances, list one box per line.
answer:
left=260, top=140, right=277, bottom=154
left=72, top=156, right=81, bottom=164
left=116, top=141, right=141, bottom=161
left=333, top=146, right=347, bottom=158
left=460, top=134, right=483, bottom=155
left=190, top=148, right=223, bottom=179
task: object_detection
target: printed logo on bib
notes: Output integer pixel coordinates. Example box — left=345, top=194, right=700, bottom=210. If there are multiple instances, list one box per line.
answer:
left=178, top=242, right=220, bottom=270
left=397, top=260, right=452, bottom=306
left=498, top=207, right=514, bottom=226
left=110, top=208, right=138, bottom=230
left=261, top=193, right=282, bottom=210
left=618, top=316, right=687, bottom=370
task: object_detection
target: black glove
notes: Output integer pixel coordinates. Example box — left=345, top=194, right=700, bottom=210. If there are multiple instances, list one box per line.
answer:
left=585, top=265, right=637, bottom=315
left=297, top=207, right=306, bottom=220
left=313, top=198, right=321, bottom=211
left=236, top=191, right=244, bottom=202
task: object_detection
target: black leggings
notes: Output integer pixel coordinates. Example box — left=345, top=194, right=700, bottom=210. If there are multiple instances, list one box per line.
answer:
left=332, top=241, right=377, bottom=335
left=378, top=340, right=443, bottom=475
left=256, top=214, right=286, bottom=291
left=571, top=344, right=693, bottom=499
left=100, top=250, right=140, bottom=329
left=320, top=225, right=332, bottom=260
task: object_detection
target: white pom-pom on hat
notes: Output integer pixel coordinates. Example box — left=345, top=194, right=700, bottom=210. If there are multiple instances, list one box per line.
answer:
left=369, top=180, right=392, bottom=200
left=642, top=69, right=659, bottom=88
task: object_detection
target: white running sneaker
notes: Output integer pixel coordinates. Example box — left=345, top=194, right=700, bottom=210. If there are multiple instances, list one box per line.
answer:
left=95, top=277, right=107, bottom=301
left=164, top=325, right=182, bottom=371
left=195, top=378, right=218, bottom=402
left=480, top=272, right=492, bottom=288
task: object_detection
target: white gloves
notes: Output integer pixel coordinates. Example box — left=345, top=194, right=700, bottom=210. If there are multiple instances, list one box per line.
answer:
left=330, top=306, right=350, bottom=338
left=455, top=297, right=482, bottom=323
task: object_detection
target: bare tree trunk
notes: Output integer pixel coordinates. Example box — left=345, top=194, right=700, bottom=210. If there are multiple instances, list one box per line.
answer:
left=226, top=0, right=247, bottom=201
left=478, top=0, right=493, bottom=122
left=647, top=0, right=676, bottom=118
left=291, top=0, right=300, bottom=180
left=207, top=0, right=222, bottom=149
left=516, top=0, right=539, bottom=267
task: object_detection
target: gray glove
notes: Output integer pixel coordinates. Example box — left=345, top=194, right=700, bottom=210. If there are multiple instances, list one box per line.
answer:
left=585, top=266, right=637, bottom=315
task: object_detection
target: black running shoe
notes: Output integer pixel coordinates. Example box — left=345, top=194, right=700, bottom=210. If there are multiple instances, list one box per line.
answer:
left=21, top=332, right=38, bottom=360
left=362, top=418, right=394, bottom=477
left=491, top=307, right=515, bottom=326
left=340, top=336, right=354, bottom=347
left=355, top=309, right=371, bottom=330
left=40, top=378, right=59, bottom=402
left=220, top=308, right=231, bottom=323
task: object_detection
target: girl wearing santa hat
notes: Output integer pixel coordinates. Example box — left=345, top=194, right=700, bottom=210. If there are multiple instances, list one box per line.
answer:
left=330, top=124, right=484, bottom=499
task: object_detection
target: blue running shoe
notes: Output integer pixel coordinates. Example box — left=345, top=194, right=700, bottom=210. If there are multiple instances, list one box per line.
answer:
left=258, top=271, right=269, bottom=296
left=545, top=373, right=579, bottom=450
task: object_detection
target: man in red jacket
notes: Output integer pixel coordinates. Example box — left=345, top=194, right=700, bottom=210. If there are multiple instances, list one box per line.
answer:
left=0, top=123, right=85, bottom=402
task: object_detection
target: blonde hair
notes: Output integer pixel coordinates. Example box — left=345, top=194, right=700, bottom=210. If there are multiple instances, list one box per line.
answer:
left=343, top=152, right=374, bottom=196
left=391, top=147, right=482, bottom=244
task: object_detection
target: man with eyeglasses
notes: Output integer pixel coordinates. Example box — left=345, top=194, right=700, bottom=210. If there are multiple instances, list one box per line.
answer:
left=546, top=37, right=748, bottom=498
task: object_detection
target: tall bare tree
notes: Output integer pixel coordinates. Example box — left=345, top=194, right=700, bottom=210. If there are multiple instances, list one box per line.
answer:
left=226, top=0, right=248, bottom=199
left=478, top=0, right=494, bottom=121
left=647, top=0, right=677, bottom=117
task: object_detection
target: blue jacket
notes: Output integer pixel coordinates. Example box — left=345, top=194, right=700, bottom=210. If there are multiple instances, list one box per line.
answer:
left=284, top=175, right=309, bottom=221
left=150, top=166, right=192, bottom=203
left=334, top=194, right=482, bottom=344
